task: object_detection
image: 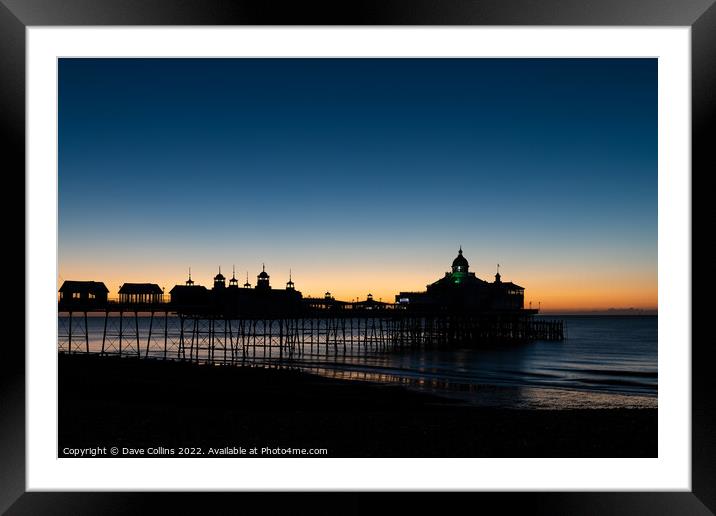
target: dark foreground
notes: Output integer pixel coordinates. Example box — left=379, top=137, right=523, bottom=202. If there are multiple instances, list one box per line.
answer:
left=58, top=353, right=657, bottom=457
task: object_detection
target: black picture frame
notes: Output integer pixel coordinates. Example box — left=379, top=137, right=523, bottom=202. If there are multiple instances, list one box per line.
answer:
left=4, top=0, right=711, bottom=513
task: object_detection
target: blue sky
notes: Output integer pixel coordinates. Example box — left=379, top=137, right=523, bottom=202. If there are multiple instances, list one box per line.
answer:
left=58, top=58, right=657, bottom=308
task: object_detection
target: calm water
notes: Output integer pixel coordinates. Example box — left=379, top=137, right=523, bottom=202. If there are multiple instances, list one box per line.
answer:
left=307, top=315, right=657, bottom=409
left=58, top=315, right=657, bottom=409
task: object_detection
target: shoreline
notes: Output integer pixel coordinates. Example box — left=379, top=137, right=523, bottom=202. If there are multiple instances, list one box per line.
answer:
left=59, top=353, right=657, bottom=458
left=285, top=362, right=657, bottom=410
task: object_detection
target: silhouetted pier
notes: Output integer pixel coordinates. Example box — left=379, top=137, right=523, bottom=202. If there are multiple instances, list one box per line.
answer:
left=57, top=249, right=565, bottom=366
left=58, top=303, right=565, bottom=366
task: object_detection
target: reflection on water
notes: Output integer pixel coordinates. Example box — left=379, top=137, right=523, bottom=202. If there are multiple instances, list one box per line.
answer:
left=289, top=316, right=657, bottom=408
left=58, top=315, right=657, bottom=409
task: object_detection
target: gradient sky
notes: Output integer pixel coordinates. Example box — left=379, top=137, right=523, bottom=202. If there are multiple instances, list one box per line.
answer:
left=58, top=58, right=657, bottom=310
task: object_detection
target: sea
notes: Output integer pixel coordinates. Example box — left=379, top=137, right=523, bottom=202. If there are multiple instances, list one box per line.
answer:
left=58, top=314, right=657, bottom=410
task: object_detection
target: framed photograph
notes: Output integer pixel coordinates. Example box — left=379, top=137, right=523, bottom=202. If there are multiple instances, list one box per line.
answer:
left=6, top=0, right=711, bottom=513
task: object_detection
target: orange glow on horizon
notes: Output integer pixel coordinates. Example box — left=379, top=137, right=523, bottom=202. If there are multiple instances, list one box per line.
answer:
left=58, top=260, right=657, bottom=312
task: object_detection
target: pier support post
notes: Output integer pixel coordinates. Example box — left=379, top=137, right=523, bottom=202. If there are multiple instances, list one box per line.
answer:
left=101, top=310, right=108, bottom=355
left=84, top=311, right=89, bottom=354
left=163, top=311, right=168, bottom=360
left=135, top=311, right=140, bottom=358
left=146, top=311, right=154, bottom=358
left=118, top=311, right=123, bottom=357
left=68, top=311, right=73, bottom=354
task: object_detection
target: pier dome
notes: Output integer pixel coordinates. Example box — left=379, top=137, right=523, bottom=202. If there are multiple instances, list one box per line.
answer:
left=450, top=247, right=470, bottom=285
left=213, top=267, right=226, bottom=289
left=452, top=247, right=469, bottom=271
left=256, top=264, right=271, bottom=290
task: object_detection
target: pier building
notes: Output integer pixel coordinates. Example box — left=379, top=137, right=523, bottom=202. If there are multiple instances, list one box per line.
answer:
left=395, top=248, right=529, bottom=313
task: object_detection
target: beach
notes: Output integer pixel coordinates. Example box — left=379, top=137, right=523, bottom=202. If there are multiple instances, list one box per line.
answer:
left=59, top=353, right=657, bottom=458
